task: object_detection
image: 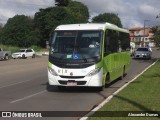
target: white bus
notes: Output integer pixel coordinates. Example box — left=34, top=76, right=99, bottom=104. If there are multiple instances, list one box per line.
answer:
left=48, top=23, right=131, bottom=91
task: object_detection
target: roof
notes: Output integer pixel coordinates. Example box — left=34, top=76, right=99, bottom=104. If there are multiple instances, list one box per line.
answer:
left=128, top=27, right=143, bottom=31
left=55, top=23, right=129, bottom=33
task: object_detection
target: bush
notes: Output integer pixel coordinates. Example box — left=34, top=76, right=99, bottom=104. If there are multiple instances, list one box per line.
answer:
left=30, top=45, right=42, bottom=52
left=0, top=44, right=20, bottom=53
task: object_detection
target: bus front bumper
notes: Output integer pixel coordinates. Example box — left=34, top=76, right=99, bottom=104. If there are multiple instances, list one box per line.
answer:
left=48, top=69, right=103, bottom=87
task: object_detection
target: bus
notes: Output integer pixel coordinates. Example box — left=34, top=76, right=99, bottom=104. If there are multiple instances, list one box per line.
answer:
left=48, top=22, right=131, bottom=91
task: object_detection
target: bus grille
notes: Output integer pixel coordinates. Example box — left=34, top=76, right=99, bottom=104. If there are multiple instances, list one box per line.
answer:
left=60, top=76, right=85, bottom=79
left=58, top=80, right=86, bottom=85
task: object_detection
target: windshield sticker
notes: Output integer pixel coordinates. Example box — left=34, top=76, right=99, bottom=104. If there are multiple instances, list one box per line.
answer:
left=67, top=55, right=72, bottom=59
left=74, top=54, right=79, bottom=59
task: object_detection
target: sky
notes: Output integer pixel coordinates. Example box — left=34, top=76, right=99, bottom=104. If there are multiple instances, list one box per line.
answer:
left=0, top=0, right=160, bottom=28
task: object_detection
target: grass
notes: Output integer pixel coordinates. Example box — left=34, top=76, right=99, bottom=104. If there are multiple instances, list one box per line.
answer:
left=88, top=60, right=160, bottom=120
left=0, top=44, right=20, bottom=52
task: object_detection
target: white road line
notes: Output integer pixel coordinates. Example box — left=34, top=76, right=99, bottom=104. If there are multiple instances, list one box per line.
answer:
left=0, top=75, right=44, bottom=89
left=80, top=59, right=159, bottom=120
left=10, top=90, right=47, bottom=104
left=0, top=79, right=34, bottom=89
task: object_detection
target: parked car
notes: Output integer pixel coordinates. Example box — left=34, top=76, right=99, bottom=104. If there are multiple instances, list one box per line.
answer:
left=12, top=49, right=35, bottom=59
left=0, top=48, right=11, bottom=60
left=133, top=47, right=152, bottom=59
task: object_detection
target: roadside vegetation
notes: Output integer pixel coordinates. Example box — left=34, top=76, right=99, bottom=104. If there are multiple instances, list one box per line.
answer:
left=0, top=0, right=122, bottom=49
left=0, top=44, right=45, bottom=52
left=89, top=60, right=160, bottom=120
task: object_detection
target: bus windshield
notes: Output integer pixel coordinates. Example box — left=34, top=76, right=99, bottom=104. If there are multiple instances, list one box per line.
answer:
left=50, top=31, right=102, bottom=60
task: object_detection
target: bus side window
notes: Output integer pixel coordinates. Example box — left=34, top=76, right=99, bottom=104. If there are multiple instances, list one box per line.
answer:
left=104, top=31, right=111, bottom=56
left=109, top=30, right=118, bottom=53
left=119, top=32, right=130, bottom=51
left=104, top=30, right=119, bottom=56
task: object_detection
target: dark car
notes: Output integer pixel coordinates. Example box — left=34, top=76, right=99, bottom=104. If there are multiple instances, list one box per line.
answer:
left=134, top=47, right=152, bottom=59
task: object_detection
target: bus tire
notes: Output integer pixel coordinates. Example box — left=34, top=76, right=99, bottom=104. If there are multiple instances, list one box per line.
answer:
left=119, top=66, right=125, bottom=80
left=105, top=73, right=110, bottom=88
left=46, top=83, right=54, bottom=92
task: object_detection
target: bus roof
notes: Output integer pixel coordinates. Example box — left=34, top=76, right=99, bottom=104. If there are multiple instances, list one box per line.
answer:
left=55, top=22, right=129, bottom=33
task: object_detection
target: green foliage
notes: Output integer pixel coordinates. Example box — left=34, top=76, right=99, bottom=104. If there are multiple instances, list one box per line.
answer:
left=30, top=45, right=42, bottom=52
left=0, top=24, right=3, bottom=31
left=92, top=13, right=122, bottom=27
left=0, top=44, right=20, bottom=52
left=89, top=60, right=160, bottom=120
left=0, top=44, right=44, bottom=52
left=151, top=26, right=160, bottom=46
left=68, top=1, right=89, bottom=23
left=0, top=15, right=41, bottom=48
left=34, top=0, right=89, bottom=47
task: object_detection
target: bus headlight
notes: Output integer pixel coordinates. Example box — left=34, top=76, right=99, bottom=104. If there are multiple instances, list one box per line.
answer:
left=86, top=68, right=101, bottom=77
left=48, top=67, right=58, bottom=76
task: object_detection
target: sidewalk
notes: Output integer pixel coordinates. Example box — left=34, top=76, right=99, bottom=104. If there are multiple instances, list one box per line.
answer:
left=35, top=51, right=49, bottom=56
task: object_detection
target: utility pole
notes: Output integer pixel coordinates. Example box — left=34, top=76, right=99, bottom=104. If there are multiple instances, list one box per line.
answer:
left=143, top=20, right=149, bottom=47
left=156, top=13, right=160, bottom=18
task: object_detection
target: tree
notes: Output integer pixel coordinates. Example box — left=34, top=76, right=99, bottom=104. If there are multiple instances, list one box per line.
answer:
left=68, top=1, right=89, bottom=23
left=92, top=13, right=122, bottom=27
left=34, top=0, right=89, bottom=47
left=0, top=23, right=3, bottom=30
left=151, top=26, right=160, bottom=46
left=0, top=15, right=41, bottom=47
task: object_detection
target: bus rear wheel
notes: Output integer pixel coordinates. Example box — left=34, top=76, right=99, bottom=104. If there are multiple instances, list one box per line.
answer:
left=119, top=66, right=125, bottom=80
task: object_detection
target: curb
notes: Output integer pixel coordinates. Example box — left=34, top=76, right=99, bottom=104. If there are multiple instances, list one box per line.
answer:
left=80, top=59, right=159, bottom=120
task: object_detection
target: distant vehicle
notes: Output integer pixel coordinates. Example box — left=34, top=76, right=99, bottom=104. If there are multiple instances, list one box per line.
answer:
left=134, top=47, right=152, bottom=59
left=0, top=48, right=11, bottom=60
left=12, top=49, right=35, bottom=59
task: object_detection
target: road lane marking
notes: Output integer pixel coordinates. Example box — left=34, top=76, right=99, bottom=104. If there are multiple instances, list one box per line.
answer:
left=10, top=90, right=47, bottom=104
left=0, top=75, right=45, bottom=89
left=0, top=79, right=34, bottom=89
left=80, top=59, right=159, bottom=120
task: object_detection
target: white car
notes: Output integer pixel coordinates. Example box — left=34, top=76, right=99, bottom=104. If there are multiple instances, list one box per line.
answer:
left=12, top=49, right=35, bottom=59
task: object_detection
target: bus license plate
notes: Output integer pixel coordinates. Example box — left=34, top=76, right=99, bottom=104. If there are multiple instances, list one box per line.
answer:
left=67, top=82, right=77, bottom=86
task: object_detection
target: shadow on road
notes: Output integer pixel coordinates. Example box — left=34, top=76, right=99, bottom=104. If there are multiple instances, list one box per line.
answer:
left=45, top=82, right=102, bottom=93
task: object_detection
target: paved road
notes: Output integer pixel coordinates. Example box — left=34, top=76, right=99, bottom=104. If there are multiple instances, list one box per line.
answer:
left=0, top=49, right=159, bottom=120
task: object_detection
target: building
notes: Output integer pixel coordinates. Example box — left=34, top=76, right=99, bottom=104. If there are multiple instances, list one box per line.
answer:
left=128, top=27, right=155, bottom=47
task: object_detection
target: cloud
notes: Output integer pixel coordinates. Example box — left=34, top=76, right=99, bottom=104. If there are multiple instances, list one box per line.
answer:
left=0, top=0, right=160, bottom=27
left=0, top=0, right=54, bottom=24
left=77, top=0, right=160, bottom=27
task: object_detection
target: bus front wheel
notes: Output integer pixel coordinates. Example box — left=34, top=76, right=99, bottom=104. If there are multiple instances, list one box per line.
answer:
left=105, top=73, right=110, bottom=88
